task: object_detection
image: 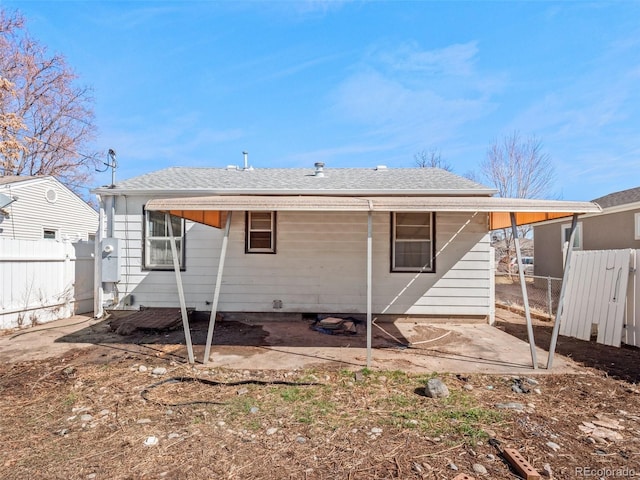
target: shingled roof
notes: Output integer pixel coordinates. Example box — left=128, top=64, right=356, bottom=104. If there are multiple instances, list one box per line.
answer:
left=0, top=176, right=41, bottom=186
left=95, top=166, right=496, bottom=196
left=592, top=186, right=640, bottom=209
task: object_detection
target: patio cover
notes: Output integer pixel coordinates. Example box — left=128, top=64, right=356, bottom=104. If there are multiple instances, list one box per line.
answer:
left=145, top=195, right=600, bottom=369
left=146, top=195, right=600, bottom=229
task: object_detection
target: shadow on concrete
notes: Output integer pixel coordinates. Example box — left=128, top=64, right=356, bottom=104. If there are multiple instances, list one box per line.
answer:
left=54, top=313, right=412, bottom=366
left=496, top=320, right=640, bottom=383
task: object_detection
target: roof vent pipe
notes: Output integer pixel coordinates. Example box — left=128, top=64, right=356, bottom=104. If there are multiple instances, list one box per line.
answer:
left=242, top=151, right=249, bottom=170
left=314, top=162, right=325, bottom=177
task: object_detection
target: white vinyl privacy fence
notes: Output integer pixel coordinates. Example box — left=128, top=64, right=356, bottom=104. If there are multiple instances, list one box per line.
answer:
left=0, top=238, right=94, bottom=329
left=559, top=249, right=639, bottom=348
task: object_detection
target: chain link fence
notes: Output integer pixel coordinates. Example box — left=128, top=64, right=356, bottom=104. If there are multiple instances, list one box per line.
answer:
left=495, top=273, right=563, bottom=320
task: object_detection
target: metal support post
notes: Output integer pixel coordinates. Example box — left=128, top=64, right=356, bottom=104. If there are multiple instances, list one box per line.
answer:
left=167, top=213, right=195, bottom=364
left=203, top=212, right=232, bottom=364
left=547, top=213, right=578, bottom=369
left=511, top=212, right=538, bottom=369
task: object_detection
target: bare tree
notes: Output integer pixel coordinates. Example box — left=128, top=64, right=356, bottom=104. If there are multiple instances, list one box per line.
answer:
left=0, top=8, right=98, bottom=189
left=414, top=148, right=453, bottom=172
left=0, top=77, right=27, bottom=164
left=479, top=131, right=556, bottom=272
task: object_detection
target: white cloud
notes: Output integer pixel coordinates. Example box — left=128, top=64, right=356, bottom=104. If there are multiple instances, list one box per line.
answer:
left=329, top=42, right=501, bottom=146
left=376, top=42, right=479, bottom=76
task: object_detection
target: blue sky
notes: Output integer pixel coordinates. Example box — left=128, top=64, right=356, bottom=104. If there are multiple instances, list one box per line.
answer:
left=4, top=1, right=640, bottom=201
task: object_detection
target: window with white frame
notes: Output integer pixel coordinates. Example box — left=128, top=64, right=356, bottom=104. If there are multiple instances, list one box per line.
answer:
left=561, top=222, right=582, bottom=250
left=43, top=228, right=58, bottom=240
left=392, top=212, right=435, bottom=272
left=246, top=211, right=276, bottom=253
left=144, top=211, right=185, bottom=269
left=635, top=212, right=640, bottom=240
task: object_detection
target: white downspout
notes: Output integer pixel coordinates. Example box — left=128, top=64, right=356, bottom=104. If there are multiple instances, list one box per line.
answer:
left=366, top=209, right=373, bottom=368
left=94, top=194, right=105, bottom=318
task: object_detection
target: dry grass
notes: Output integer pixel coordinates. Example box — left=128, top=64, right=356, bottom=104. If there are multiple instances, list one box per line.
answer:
left=1, top=347, right=640, bottom=479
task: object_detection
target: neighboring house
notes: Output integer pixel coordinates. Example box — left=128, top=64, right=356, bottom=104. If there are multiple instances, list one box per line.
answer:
left=0, top=176, right=98, bottom=329
left=93, top=163, right=598, bottom=323
left=534, top=186, right=640, bottom=278
left=0, top=176, right=98, bottom=241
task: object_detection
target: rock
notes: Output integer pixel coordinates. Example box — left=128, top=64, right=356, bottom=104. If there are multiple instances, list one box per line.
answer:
left=165, top=409, right=174, bottom=415
left=144, top=436, right=159, bottom=446
left=464, top=384, right=474, bottom=391
left=473, top=463, right=487, bottom=475
left=137, top=418, right=152, bottom=424
left=266, top=427, right=278, bottom=435
left=525, top=377, right=539, bottom=386
left=546, top=441, right=561, bottom=452
left=86, top=474, right=96, bottom=479
left=448, top=462, right=458, bottom=471
left=138, top=365, right=148, bottom=372
left=512, top=378, right=530, bottom=394
left=486, top=385, right=494, bottom=390
left=62, top=366, right=76, bottom=376
left=486, top=454, right=495, bottom=461
left=495, top=402, right=524, bottom=410
left=167, top=433, right=181, bottom=439
left=533, top=388, right=542, bottom=395
left=412, top=463, right=423, bottom=474
left=296, top=436, right=306, bottom=444
left=541, top=463, right=553, bottom=478
left=80, top=414, right=93, bottom=422
left=424, top=378, right=450, bottom=398
left=371, top=427, right=383, bottom=434
left=250, top=407, right=259, bottom=414
left=152, top=367, right=167, bottom=375
left=354, top=371, right=365, bottom=382
left=57, top=429, right=69, bottom=436
left=237, top=387, right=249, bottom=395
left=98, top=409, right=110, bottom=416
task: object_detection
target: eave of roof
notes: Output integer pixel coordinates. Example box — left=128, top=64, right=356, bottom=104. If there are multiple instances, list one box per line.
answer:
left=145, top=195, right=601, bottom=229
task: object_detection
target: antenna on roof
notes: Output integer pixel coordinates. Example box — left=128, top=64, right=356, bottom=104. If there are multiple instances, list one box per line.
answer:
left=96, top=149, right=118, bottom=188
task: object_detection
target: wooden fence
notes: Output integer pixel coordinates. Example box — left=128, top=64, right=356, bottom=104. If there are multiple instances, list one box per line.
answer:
left=0, top=238, right=94, bottom=329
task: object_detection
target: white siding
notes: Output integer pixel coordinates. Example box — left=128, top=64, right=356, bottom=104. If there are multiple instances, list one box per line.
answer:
left=108, top=196, right=491, bottom=317
left=0, top=178, right=98, bottom=241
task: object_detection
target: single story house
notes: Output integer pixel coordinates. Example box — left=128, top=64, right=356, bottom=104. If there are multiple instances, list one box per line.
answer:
left=0, top=176, right=98, bottom=241
left=534, top=186, right=640, bottom=278
left=93, top=163, right=599, bottom=365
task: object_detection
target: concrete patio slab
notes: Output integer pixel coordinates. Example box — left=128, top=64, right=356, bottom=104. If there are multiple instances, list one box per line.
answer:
left=0, top=314, right=582, bottom=374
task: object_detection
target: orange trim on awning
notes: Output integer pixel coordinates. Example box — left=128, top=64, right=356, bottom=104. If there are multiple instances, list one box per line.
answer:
left=489, top=211, right=578, bottom=229
left=166, top=210, right=226, bottom=228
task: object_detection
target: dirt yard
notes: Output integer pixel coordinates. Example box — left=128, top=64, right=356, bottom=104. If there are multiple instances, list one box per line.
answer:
left=1, top=313, right=639, bottom=479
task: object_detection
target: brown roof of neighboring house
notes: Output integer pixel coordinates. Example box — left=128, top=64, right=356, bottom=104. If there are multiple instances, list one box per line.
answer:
left=592, top=186, right=640, bottom=209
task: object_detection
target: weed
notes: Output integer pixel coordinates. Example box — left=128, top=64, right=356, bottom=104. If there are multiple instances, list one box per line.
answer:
left=62, top=392, right=77, bottom=407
